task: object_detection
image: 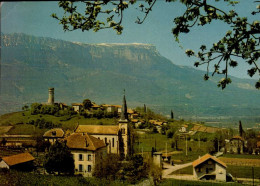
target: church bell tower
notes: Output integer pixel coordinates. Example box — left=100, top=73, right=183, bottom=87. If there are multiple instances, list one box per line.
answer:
left=118, top=90, right=129, bottom=157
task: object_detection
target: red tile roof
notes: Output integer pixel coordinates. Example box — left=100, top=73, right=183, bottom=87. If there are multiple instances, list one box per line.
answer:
left=66, top=133, right=106, bottom=151
left=192, top=154, right=227, bottom=168
left=2, top=152, right=35, bottom=166
left=72, top=103, right=83, bottom=106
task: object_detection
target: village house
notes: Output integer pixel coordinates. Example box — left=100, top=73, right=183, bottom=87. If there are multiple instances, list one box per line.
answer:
left=179, top=125, right=188, bottom=133
left=130, top=113, right=139, bottom=119
left=65, top=132, right=106, bottom=177
left=114, top=105, right=122, bottom=114
left=58, top=103, right=68, bottom=110
left=101, top=104, right=117, bottom=113
left=192, top=154, right=227, bottom=181
left=75, top=94, right=133, bottom=157
left=0, top=152, right=35, bottom=171
left=72, top=103, right=83, bottom=112
left=225, top=135, right=245, bottom=154
left=91, top=103, right=100, bottom=110
left=43, top=128, right=65, bottom=145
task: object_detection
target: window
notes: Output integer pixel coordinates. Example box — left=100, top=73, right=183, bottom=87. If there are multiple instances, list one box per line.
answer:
left=122, top=129, right=125, bottom=134
left=105, top=137, right=107, bottom=144
left=112, top=138, right=115, bottom=147
left=79, top=164, right=83, bottom=172
left=88, top=154, right=92, bottom=161
left=88, top=165, right=92, bottom=172
left=79, top=154, right=83, bottom=161
left=196, top=167, right=202, bottom=173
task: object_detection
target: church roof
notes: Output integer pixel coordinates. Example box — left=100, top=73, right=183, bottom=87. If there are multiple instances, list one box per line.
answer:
left=231, top=135, right=244, bottom=141
left=2, top=152, right=35, bottom=167
left=192, top=154, right=227, bottom=168
left=66, top=133, right=106, bottom=151
left=120, top=93, right=128, bottom=121
left=75, top=125, right=119, bottom=135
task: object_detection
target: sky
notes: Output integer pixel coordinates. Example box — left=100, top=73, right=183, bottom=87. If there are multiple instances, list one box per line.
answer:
left=1, top=1, right=259, bottom=80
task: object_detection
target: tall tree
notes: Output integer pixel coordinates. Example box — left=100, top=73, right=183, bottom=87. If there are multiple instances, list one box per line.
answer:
left=52, top=1, right=260, bottom=89
left=239, top=120, right=245, bottom=138
left=44, top=141, right=74, bottom=175
left=83, top=99, right=92, bottom=110
left=170, top=110, right=174, bottom=119
left=93, top=154, right=120, bottom=180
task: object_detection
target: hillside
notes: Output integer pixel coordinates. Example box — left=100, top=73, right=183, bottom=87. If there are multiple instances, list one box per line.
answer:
left=1, top=33, right=260, bottom=122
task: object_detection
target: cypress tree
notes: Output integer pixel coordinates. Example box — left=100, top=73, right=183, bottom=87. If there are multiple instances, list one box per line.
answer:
left=171, top=110, right=174, bottom=119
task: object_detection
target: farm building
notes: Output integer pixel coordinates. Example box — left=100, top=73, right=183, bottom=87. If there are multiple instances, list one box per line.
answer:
left=43, top=128, right=65, bottom=145
left=0, top=134, right=36, bottom=147
left=192, top=154, right=227, bottom=181
left=0, top=152, right=35, bottom=171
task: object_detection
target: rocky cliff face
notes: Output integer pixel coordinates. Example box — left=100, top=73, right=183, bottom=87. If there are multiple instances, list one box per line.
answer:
left=1, top=33, right=260, bottom=120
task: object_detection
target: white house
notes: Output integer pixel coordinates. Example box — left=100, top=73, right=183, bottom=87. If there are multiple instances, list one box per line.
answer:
left=179, top=126, right=187, bottom=133
left=71, top=103, right=83, bottom=112
left=65, top=132, right=106, bottom=177
left=192, top=154, right=227, bottom=181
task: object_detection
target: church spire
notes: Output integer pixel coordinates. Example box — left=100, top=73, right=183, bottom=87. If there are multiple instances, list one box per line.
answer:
left=120, top=89, right=128, bottom=121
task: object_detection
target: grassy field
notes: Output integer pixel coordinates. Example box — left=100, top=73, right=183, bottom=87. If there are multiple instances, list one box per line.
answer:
left=0, top=171, right=128, bottom=186
left=159, top=179, right=241, bottom=186
left=135, top=131, right=213, bottom=163
left=219, top=157, right=260, bottom=167
left=170, top=165, right=193, bottom=175
left=135, top=133, right=172, bottom=152
left=0, top=111, right=117, bottom=135
left=222, top=153, right=260, bottom=159
left=227, top=165, right=260, bottom=179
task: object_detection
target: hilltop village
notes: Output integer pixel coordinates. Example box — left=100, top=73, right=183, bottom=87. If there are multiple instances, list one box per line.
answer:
left=0, top=88, right=260, bottom=185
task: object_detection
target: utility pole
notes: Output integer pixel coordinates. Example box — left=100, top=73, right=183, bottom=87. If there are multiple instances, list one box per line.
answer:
left=186, top=135, right=188, bottom=156
left=252, top=167, right=254, bottom=186
left=198, top=133, right=201, bottom=149
left=166, top=142, right=168, bottom=161
left=155, top=138, right=157, bottom=151
left=218, top=138, right=219, bottom=153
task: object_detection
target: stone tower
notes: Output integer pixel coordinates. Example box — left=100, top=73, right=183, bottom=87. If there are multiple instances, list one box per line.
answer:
left=118, top=90, right=130, bottom=157
left=47, top=87, right=54, bottom=105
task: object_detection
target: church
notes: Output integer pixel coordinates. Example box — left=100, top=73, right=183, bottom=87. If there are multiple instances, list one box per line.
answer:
left=74, top=94, right=133, bottom=157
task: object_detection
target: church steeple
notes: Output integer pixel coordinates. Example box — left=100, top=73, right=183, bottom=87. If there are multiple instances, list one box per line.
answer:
left=120, top=89, right=128, bottom=121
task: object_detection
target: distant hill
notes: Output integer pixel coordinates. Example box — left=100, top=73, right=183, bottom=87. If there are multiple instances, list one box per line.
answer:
left=1, top=33, right=260, bottom=121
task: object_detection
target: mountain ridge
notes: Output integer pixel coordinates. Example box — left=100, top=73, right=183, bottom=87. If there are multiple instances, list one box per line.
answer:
left=1, top=33, right=259, bottom=123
